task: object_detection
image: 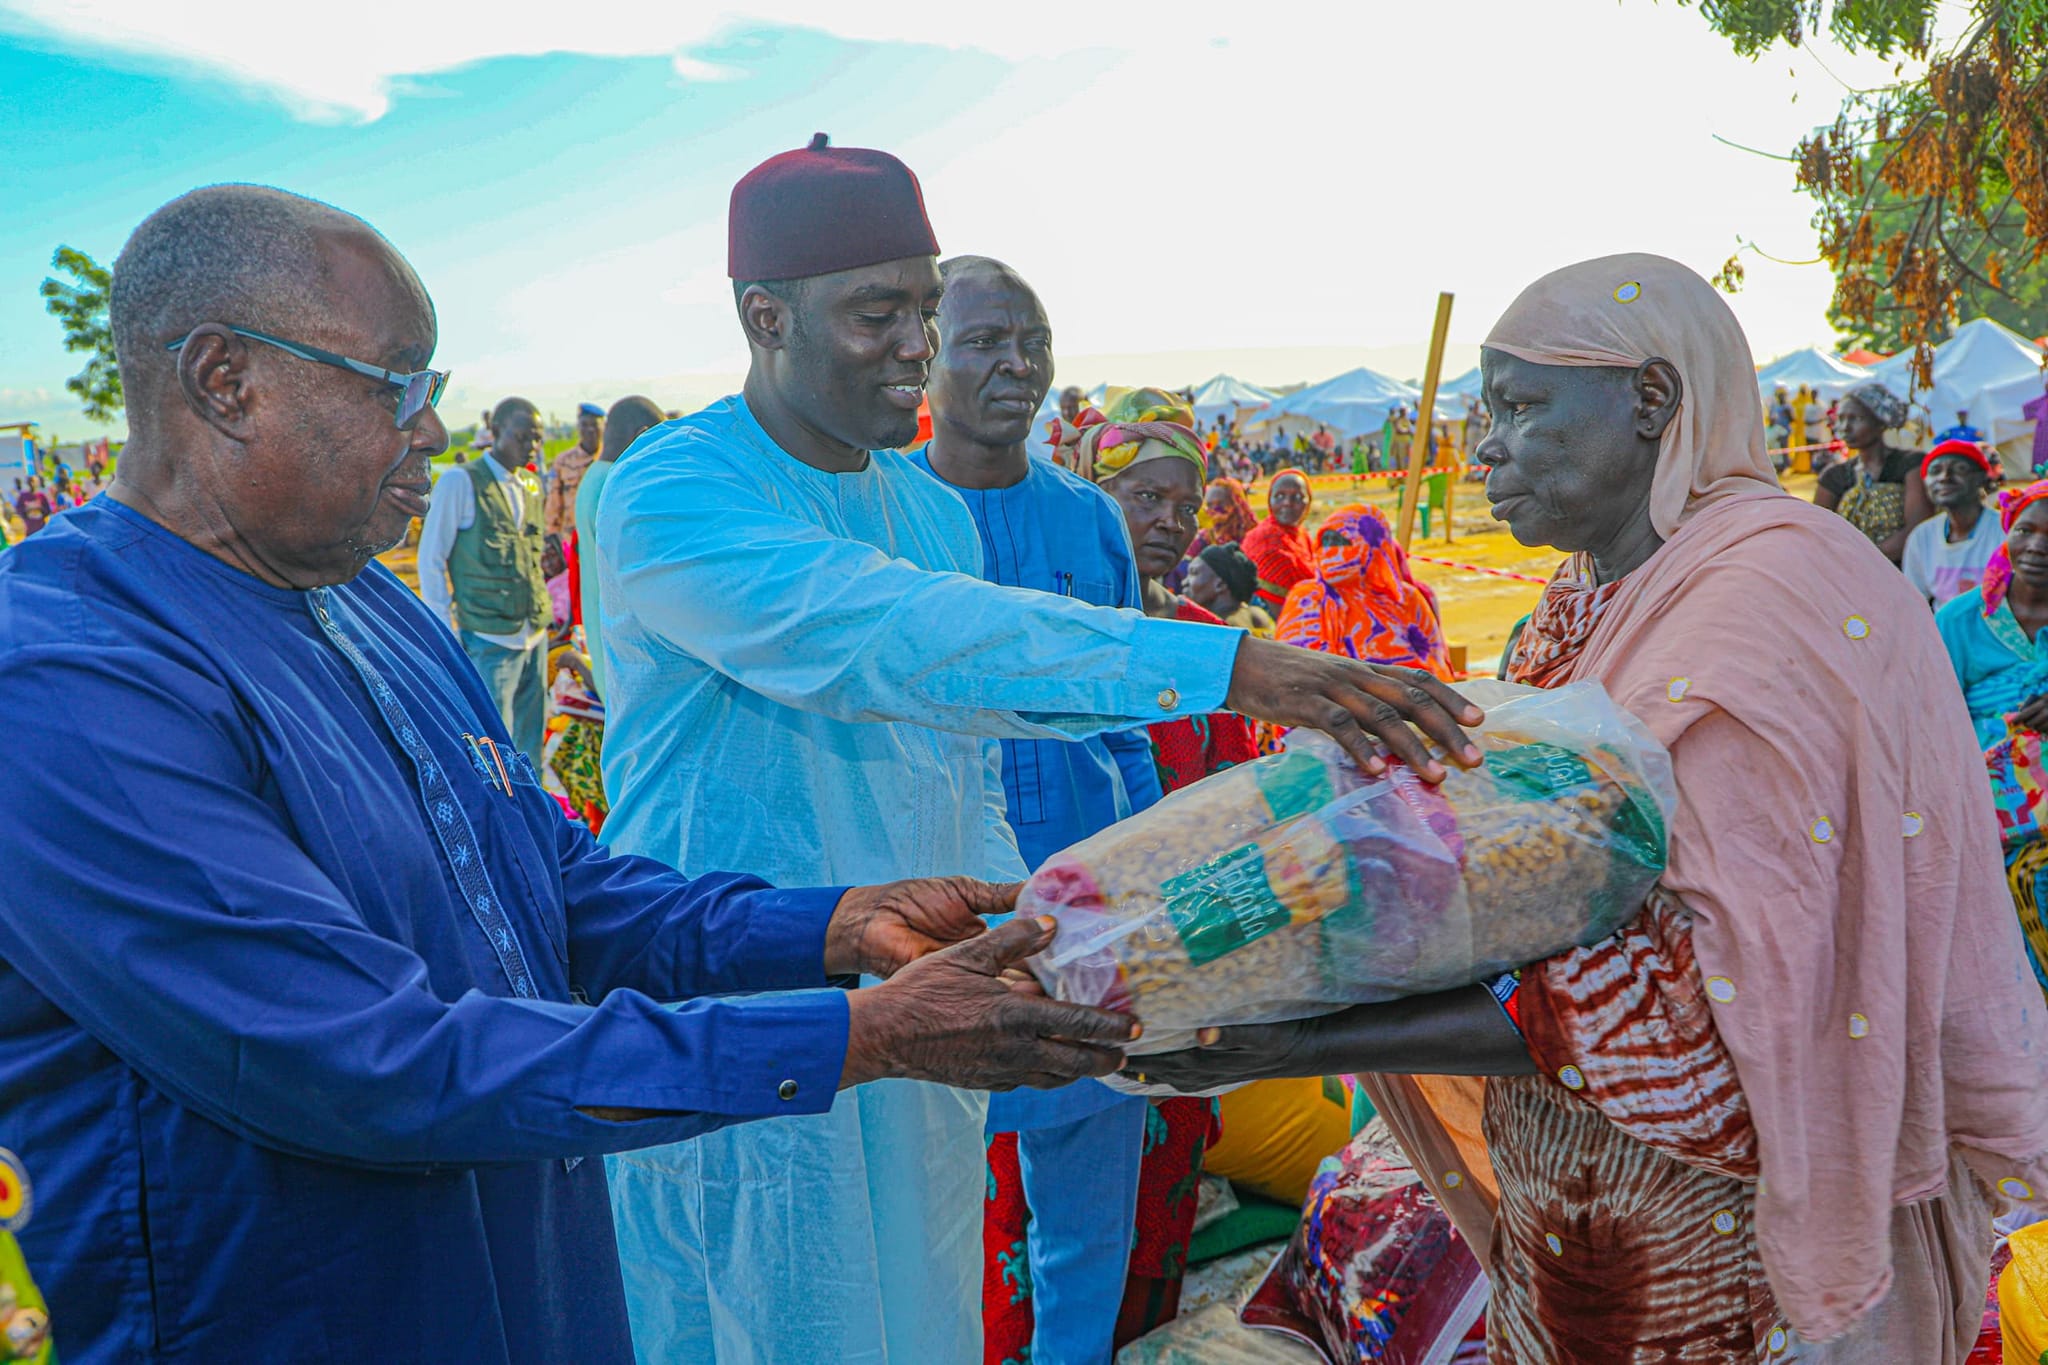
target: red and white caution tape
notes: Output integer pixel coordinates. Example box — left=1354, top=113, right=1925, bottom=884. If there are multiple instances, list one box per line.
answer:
left=1407, top=555, right=1551, bottom=586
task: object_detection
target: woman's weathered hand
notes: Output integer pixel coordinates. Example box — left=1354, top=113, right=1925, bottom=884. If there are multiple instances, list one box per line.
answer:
left=841, top=917, right=1139, bottom=1091
left=1120, top=1019, right=1321, bottom=1093
left=824, top=877, right=1017, bottom=979
left=1224, top=636, right=1483, bottom=779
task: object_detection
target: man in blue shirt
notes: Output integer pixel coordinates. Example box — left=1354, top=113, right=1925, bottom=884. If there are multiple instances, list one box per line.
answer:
left=1939, top=409, right=1989, bottom=446
left=913, top=255, right=1160, bottom=1364
left=0, top=183, right=1142, bottom=1365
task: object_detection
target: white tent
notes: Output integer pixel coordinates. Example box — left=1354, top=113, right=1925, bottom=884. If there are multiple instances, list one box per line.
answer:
left=1243, top=366, right=1437, bottom=440
left=1756, top=346, right=1869, bottom=404
left=1869, top=318, right=2045, bottom=431
left=1978, top=369, right=2048, bottom=448
left=1189, top=374, right=1276, bottom=427
left=1437, top=366, right=1485, bottom=400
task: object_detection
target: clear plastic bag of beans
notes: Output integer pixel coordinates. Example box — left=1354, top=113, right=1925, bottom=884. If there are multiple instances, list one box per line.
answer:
left=1022, top=680, right=1676, bottom=1076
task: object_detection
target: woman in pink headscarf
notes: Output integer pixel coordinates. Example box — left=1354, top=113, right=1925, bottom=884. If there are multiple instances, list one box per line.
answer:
left=1133, top=256, right=2048, bottom=1362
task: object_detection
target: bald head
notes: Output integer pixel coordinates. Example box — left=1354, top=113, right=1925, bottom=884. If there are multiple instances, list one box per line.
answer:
left=491, top=396, right=539, bottom=431
left=110, top=185, right=427, bottom=426
left=928, top=254, right=1053, bottom=462
left=600, top=395, right=665, bottom=461
left=103, top=184, right=448, bottom=591
left=937, top=254, right=1032, bottom=300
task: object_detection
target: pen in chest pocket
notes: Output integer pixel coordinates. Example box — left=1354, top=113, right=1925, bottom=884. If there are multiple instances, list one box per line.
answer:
left=460, top=732, right=512, bottom=795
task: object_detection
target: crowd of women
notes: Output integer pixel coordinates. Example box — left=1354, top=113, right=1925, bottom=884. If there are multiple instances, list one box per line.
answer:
left=1799, top=373, right=2048, bottom=1031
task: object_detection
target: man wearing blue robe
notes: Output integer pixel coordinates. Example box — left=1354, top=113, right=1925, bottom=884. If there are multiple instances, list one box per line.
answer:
left=912, top=255, right=1163, bottom=1364
left=0, top=184, right=1142, bottom=1365
left=594, top=138, right=1482, bottom=1364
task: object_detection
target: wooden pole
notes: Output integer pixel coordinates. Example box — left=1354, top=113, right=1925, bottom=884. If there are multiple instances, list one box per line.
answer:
left=1397, top=291, right=1455, bottom=549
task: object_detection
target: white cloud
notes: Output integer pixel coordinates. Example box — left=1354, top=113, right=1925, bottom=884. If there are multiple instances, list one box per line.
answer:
left=1, top=0, right=1928, bottom=434
left=0, top=1, right=1223, bottom=121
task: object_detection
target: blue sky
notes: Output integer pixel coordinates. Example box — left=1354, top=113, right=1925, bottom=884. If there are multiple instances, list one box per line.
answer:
left=0, top=1, right=1911, bottom=439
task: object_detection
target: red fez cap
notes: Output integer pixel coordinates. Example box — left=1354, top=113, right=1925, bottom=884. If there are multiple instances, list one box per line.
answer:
left=728, top=133, right=941, bottom=281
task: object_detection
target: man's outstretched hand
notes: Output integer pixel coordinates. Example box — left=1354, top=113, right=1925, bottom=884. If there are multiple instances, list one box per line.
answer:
left=824, top=876, right=1019, bottom=979
left=1224, top=636, right=1484, bottom=780
left=840, top=916, right=1138, bottom=1092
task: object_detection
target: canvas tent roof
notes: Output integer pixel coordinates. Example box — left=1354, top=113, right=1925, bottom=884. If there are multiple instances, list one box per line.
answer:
left=1868, top=318, right=2045, bottom=431
left=1756, top=346, right=1869, bottom=403
left=1976, top=369, right=2048, bottom=447
left=1243, top=366, right=1449, bottom=440
left=1437, top=366, right=1485, bottom=400
left=1189, top=374, right=1276, bottom=425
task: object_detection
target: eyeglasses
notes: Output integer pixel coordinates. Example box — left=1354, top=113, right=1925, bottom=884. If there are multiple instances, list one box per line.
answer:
left=165, top=325, right=450, bottom=430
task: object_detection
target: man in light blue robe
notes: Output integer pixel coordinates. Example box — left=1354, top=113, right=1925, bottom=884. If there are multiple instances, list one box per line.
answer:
left=595, top=136, right=1482, bottom=1364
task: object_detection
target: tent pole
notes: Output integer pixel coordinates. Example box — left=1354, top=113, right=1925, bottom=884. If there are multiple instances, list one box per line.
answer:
left=1398, top=292, right=1455, bottom=548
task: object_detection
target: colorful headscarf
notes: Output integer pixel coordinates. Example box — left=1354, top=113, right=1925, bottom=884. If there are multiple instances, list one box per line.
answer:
left=1061, top=388, right=1206, bottom=485
left=1241, top=469, right=1318, bottom=612
left=1842, top=380, right=1909, bottom=433
left=1203, top=477, right=1258, bottom=545
left=1977, top=478, right=2048, bottom=616
left=1274, top=504, right=1452, bottom=678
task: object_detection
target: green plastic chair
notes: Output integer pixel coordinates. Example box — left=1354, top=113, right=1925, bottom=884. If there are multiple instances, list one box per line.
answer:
left=1403, top=470, right=1450, bottom=538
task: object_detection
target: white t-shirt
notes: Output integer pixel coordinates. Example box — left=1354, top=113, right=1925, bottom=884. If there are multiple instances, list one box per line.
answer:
left=1902, top=506, right=2003, bottom=607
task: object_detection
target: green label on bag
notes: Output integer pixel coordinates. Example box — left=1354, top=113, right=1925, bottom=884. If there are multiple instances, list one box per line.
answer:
left=1163, top=844, right=1292, bottom=965
left=1255, top=751, right=1334, bottom=822
left=1487, top=742, right=1593, bottom=802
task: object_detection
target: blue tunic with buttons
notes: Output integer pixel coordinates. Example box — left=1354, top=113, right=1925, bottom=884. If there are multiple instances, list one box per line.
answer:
left=0, top=497, right=851, bottom=1364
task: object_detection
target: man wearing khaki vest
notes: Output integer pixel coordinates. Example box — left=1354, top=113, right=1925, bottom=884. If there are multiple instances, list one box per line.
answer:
left=418, top=395, right=551, bottom=767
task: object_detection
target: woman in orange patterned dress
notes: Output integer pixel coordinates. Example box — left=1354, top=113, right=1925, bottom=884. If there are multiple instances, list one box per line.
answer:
left=1133, top=255, right=2048, bottom=1363
left=1275, top=503, right=1452, bottom=679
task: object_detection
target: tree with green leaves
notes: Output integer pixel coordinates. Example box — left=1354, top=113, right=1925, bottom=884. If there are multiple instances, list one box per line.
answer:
left=1681, top=0, right=2048, bottom=377
left=39, top=245, right=121, bottom=423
